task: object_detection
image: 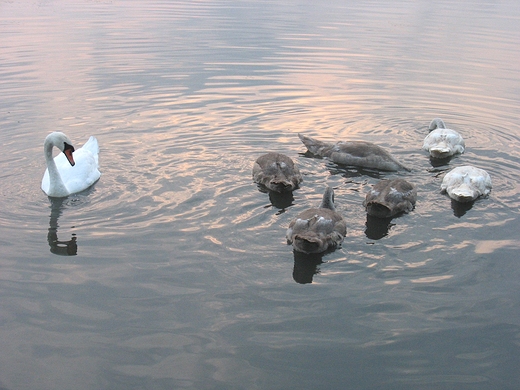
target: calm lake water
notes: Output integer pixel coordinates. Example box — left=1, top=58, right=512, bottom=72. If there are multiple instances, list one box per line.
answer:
left=1, top=1, right=519, bottom=389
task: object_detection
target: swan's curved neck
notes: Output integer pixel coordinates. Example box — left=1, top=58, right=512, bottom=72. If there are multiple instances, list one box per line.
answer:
left=44, top=138, right=68, bottom=196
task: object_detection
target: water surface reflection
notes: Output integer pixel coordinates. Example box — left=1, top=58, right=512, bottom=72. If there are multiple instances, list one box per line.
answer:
left=292, top=250, right=324, bottom=284
left=365, top=214, right=395, bottom=240
left=450, top=198, right=475, bottom=218
left=47, top=197, right=78, bottom=256
left=256, top=185, right=296, bottom=211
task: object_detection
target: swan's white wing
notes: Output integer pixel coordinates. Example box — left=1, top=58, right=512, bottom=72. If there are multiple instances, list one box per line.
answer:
left=41, top=169, right=51, bottom=194
left=80, top=136, right=100, bottom=164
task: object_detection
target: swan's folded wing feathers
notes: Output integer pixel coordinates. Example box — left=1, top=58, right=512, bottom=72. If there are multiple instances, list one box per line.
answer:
left=81, top=136, right=100, bottom=163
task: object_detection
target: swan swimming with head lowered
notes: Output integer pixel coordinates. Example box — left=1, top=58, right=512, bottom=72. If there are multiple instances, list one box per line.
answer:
left=422, top=118, right=465, bottom=159
left=41, top=132, right=101, bottom=198
left=441, top=165, right=492, bottom=203
left=298, top=133, right=410, bottom=171
left=286, top=187, right=347, bottom=254
left=363, top=178, right=417, bottom=218
left=252, top=152, right=302, bottom=193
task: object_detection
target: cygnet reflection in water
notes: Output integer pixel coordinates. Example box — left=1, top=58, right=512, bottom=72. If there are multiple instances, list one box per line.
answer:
left=256, top=184, right=296, bottom=210
left=450, top=198, right=475, bottom=218
left=364, top=214, right=395, bottom=240
left=292, top=251, right=324, bottom=284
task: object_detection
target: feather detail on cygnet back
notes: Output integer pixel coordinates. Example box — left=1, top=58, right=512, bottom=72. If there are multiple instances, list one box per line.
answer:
left=422, top=118, right=465, bottom=159
left=363, top=178, right=417, bottom=218
left=252, top=153, right=302, bottom=193
left=298, top=133, right=410, bottom=171
left=441, top=165, right=492, bottom=203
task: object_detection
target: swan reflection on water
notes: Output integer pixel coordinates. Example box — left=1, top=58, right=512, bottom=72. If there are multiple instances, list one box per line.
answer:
left=47, top=197, right=77, bottom=256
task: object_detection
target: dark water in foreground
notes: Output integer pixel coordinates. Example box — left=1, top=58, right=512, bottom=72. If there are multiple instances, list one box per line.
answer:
left=1, top=1, right=519, bottom=389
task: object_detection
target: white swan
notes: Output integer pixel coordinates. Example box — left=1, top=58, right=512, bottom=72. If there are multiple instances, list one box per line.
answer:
left=41, top=132, right=101, bottom=197
left=298, top=133, right=410, bottom=171
left=363, top=178, right=417, bottom=218
left=441, top=165, right=492, bottom=203
left=252, top=152, right=302, bottom=193
left=422, top=118, right=465, bottom=159
left=286, top=187, right=347, bottom=254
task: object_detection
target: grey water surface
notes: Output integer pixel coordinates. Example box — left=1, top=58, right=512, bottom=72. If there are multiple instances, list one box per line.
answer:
left=1, top=1, right=519, bottom=389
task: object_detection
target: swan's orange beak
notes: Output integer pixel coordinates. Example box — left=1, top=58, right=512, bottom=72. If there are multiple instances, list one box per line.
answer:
left=63, top=143, right=75, bottom=166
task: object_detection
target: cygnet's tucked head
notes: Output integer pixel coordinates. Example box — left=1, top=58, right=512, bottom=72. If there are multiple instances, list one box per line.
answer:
left=441, top=166, right=492, bottom=203
left=252, top=153, right=302, bottom=193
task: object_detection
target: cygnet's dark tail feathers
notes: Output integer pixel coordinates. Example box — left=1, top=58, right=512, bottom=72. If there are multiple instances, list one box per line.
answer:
left=319, top=187, right=336, bottom=211
left=298, top=133, right=330, bottom=156
left=398, top=161, right=413, bottom=172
